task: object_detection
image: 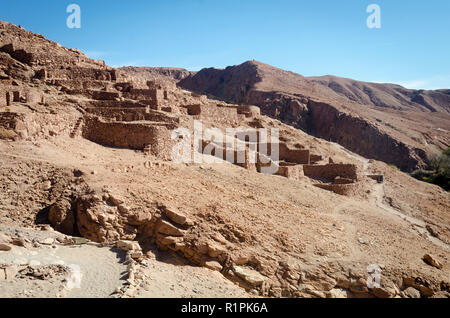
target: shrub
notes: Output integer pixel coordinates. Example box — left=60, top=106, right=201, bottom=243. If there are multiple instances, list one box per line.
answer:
left=413, top=148, right=450, bottom=191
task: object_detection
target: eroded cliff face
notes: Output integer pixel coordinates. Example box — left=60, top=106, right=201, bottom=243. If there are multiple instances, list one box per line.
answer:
left=179, top=61, right=446, bottom=171
left=307, top=100, right=429, bottom=171
left=247, top=92, right=428, bottom=171
left=179, top=62, right=262, bottom=103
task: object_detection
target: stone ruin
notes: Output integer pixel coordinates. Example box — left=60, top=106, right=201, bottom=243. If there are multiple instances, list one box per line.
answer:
left=1, top=58, right=362, bottom=195
left=0, top=29, right=362, bottom=195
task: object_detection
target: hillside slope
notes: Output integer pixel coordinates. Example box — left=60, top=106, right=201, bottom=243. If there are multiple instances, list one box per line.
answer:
left=1, top=20, right=449, bottom=299
left=179, top=61, right=450, bottom=171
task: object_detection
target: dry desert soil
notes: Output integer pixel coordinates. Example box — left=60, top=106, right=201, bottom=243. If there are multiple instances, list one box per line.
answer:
left=0, top=20, right=449, bottom=299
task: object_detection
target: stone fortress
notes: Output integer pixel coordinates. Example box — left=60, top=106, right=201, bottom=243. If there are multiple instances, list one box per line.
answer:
left=3, top=21, right=450, bottom=301
left=0, top=32, right=370, bottom=196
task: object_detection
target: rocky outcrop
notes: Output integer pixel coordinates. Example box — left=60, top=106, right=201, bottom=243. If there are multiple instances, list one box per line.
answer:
left=307, top=100, right=429, bottom=171
left=119, top=67, right=194, bottom=83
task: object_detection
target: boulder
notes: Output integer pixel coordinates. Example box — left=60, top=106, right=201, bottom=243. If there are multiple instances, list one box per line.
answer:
left=232, top=265, right=266, bottom=287
left=207, top=242, right=227, bottom=258
left=327, top=288, right=349, bottom=298
left=164, top=207, right=190, bottom=226
left=371, top=286, right=397, bottom=298
left=117, top=240, right=141, bottom=252
left=205, top=261, right=222, bottom=272
left=430, top=291, right=450, bottom=298
left=40, top=180, right=52, bottom=190
left=402, top=287, right=421, bottom=298
left=0, top=243, right=12, bottom=251
left=129, top=251, right=143, bottom=261
left=48, top=197, right=75, bottom=235
left=155, top=219, right=185, bottom=237
left=39, top=238, right=54, bottom=245
left=423, top=254, right=443, bottom=269
left=233, top=255, right=249, bottom=265
left=157, top=235, right=183, bottom=246
left=106, top=194, right=124, bottom=206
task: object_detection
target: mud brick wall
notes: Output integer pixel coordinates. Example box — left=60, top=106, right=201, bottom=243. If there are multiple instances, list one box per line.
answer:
left=188, top=104, right=243, bottom=125
left=202, top=104, right=240, bottom=122
left=86, top=100, right=148, bottom=109
left=276, top=165, right=303, bottom=180
left=0, top=89, right=7, bottom=107
left=48, top=79, right=110, bottom=91
left=256, top=143, right=310, bottom=164
left=237, top=105, right=261, bottom=118
left=86, top=108, right=180, bottom=125
left=333, top=177, right=355, bottom=185
left=201, top=140, right=246, bottom=164
left=279, top=143, right=310, bottom=164
left=24, top=89, right=43, bottom=104
left=0, top=112, right=40, bottom=139
left=123, top=89, right=164, bottom=109
left=85, top=108, right=146, bottom=121
left=304, top=164, right=358, bottom=181
left=91, top=90, right=120, bottom=101
left=310, top=154, right=323, bottom=164
left=0, top=112, right=25, bottom=130
left=82, top=117, right=176, bottom=160
left=0, top=44, right=35, bottom=65
left=314, top=183, right=356, bottom=196
left=49, top=67, right=115, bottom=81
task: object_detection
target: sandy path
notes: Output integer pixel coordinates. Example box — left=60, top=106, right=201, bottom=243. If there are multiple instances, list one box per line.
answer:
left=0, top=244, right=128, bottom=298
left=333, top=142, right=449, bottom=250
left=135, top=259, right=250, bottom=298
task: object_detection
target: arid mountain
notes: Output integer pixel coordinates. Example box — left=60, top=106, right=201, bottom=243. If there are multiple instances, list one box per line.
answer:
left=309, top=75, right=450, bottom=113
left=1, top=20, right=449, bottom=299
left=119, top=66, right=194, bottom=83
left=179, top=61, right=450, bottom=171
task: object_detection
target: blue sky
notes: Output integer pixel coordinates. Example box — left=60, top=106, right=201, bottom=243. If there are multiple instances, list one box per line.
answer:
left=1, top=0, right=449, bottom=89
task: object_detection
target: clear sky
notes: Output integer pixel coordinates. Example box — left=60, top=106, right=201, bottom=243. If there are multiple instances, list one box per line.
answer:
left=1, top=0, right=449, bottom=89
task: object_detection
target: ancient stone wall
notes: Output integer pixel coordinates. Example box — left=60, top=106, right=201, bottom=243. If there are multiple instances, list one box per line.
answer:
left=314, top=183, right=356, bottom=196
left=0, top=112, right=24, bottom=130
left=82, top=117, right=176, bottom=160
left=255, top=143, right=310, bottom=164
left=47, top=79, right=110, bottom=91
left=310, top=154, right=323, bottom=164
left=303, top=164, right=358, bottom=181
left=279, top=143, right=310, bottom=164
left=186, top=104, right=243, bottom=124
left=85, top=108, right=180, bottom=125
left=0, top=44, right=35, bottom=65
left=201, top=139, right=247, bottom=165
left=123, top=88, right=164, bottom=109
left=276, top=164, right=303, bottom=180
left=0, top=89, right=7, bottom=107
left=90, top=90, right=120, bottom=101
left=237, top=105, right=261, bottom=118
left=0, top=111, right=75, bottom=140
left=86, top=100, right=147, bottom=109
left=48, top=67, right=115, bottom=81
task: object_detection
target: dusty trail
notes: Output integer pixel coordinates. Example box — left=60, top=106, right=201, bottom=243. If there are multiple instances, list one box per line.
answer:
left=333, top=142, right=449, bottom=250
left=0, top=240, right=128, bottom=298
